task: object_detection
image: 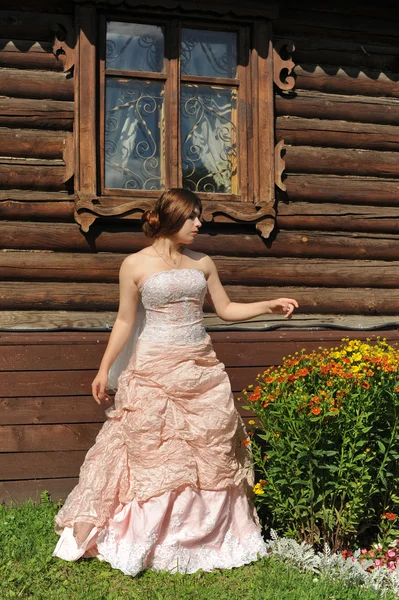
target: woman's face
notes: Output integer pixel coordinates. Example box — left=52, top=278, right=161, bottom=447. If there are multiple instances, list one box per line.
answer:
left=173, top=206, right=202, bottom=244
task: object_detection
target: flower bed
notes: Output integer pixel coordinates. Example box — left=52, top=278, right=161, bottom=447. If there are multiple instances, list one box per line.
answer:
left=240, top=337, right=399, bottom=553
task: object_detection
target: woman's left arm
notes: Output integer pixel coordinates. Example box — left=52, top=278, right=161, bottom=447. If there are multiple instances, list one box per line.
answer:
left=203, top=256, right=299, bottom=321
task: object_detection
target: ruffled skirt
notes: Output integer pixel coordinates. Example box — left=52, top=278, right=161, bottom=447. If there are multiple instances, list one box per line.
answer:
left=52, top=336, right=267, bottom=575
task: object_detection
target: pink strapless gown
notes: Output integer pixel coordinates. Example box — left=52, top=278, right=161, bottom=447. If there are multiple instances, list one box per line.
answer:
left=52, top=268, right=267, bottom=575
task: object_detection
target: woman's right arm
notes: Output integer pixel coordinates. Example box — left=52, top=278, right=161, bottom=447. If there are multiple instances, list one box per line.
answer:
left=91, top=257, right=140, bottom=404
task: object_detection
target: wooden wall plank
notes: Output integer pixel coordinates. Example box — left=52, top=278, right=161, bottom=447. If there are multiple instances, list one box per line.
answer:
left=0, top=161, right=67, bottom=191
left=0, top=98, right=73, bottom=130
left=2, top=222, right=399, bottom=260
left=0, top=478, right=78, bottom=505
left=0, top=396, right=106, bottom=425
left=1, top=252, right=398, bottom=288
left=0, top=68, right=73, bottom=101
left=285, top=146, right=399, bottom=178
left=294, top=65, right=399, bottom=99
left=284, top=174, right=399, bottom=206
left=1, top=282, right=398, bottom=314
left=0, top=200, right=74, bottom=221
left=0, top=39, right=64, bottom=71
left=276, top=91, right=399, bottom=126
left=0, top=451, right=86, bottom=480
left=0, top=423, right=102, bottom=452
left=276, top=117, right=399, bottom=151
left=0, top=128, right=65, bottom=159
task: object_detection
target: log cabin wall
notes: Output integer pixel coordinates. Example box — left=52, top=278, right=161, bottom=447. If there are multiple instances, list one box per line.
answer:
left=0, top=0, right=398, bottom=503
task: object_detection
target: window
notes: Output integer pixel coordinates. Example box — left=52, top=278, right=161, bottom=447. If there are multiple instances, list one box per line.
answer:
left=73, top=1, right=292, bottom=237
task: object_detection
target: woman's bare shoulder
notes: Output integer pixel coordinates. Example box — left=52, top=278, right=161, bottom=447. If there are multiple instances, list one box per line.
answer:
left=119, top=249, right=156, bottom=278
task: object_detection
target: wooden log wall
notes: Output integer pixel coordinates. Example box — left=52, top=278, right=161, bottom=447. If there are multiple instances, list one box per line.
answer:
left=0, top=0, right=399, bottom=503
left=2, top=329, right=399, bottom=504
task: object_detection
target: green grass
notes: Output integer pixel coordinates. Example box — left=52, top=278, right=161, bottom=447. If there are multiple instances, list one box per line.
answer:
left=0, top=493, right=395, bottom=600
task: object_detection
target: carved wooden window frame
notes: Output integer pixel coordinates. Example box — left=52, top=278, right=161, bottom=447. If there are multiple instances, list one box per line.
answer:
left=73, top=1, right=293, bottom=237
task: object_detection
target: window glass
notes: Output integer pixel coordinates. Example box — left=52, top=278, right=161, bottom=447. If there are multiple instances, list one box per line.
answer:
left=105, top=79, right=165, bottom=190
left=106, top=22, right=165, bottom=72
left=181, top=84, right=237, bottom=194
left=181, top=28, right=237, bottom=78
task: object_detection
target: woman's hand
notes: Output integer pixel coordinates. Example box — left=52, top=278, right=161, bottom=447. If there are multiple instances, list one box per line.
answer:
left=267, top=298, right=299, bottom=319
left=91, top=370, right=110, bottom=405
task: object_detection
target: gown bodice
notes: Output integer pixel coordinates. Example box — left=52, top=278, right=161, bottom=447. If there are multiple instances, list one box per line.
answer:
left=138, top=268, right=208, bottom=345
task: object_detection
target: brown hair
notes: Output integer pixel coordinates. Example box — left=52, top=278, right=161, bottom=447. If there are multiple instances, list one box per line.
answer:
left=141, top=188, right=202, bottom=239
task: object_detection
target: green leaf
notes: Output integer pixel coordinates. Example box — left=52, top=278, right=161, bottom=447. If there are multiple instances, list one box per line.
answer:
left=377, top=440, right=387, bottom=453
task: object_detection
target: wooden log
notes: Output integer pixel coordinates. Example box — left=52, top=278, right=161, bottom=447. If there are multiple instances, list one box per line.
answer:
left=295, top=65, right=399, bottom=99
left=0, top=159, right=67, bottom=191
left=0, top=369, right=96, bottom=397
left=0, top=281, right=398, bottom=314
left=275, top=91, right=399, bottom=126
left=0, top=40, right=64, bottom=71
left=280, top=0, right=399, bottom=19
left=0, top=10, right=71, bottom=42
left=275, top=36, right=399, bottom=73
left=0, top=200, right=74, bottom=221
left=0, top=68, right=73, bottom=101
left=0, top=342, right=104, bottom=371
left=274, top=8, right=399, bottom=45
left=1, top=251, right=398, bottom=288
left=285, top=146, right=399, bottom=178
left=0, top=98, right=73, bottom=130
left=277, top=202, right=399, bottom=234
left=0, top=450, right=87, bottom=480
left=284, top=174, right=399, bottom=206
left=2, top=221, right=399, bottom=261
left=276, top=117, right=399, bottom=151
left=0, top=128, right=65, bottom=159
left=0, top=396, right=106, bottom=425
left=0, top=310, right=117, bottom=330
left=0, top=423, right=102, bottom=452
left=0, top=478, right=79, bottom=505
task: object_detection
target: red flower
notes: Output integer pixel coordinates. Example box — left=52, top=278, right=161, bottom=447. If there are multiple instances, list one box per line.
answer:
left=395, top=386, right=399, bottom=393
left=385, top=512, right=397, bottom=521
left=311, top=406, right=321, bottom=415
left=362, top=381, right=371, bottom=389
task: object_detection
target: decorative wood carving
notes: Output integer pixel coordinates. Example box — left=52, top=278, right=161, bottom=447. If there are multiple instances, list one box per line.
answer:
left=51, top=17, right=76, bottom=73
left=74, top=194, right=277, bottom=238
left=273, top=40, right=295, bottom=91
left=274, top=139, right=286, bottom=192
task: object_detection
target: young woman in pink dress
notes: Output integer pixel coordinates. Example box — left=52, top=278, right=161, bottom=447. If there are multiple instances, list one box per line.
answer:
left=52, top=188, right=298, bottom=575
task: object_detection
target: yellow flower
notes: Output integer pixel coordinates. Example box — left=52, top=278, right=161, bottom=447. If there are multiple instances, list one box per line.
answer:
left=248, top=420, right=255, bottom=425
left=352, top=352, right=362, bottom=362
left=253, top=483, right=265, bottom=495
left=352, top=365, right=361, bottom=373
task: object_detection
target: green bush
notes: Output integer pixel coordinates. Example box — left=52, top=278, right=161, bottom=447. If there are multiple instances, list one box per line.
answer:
left=241, top=338, right=399, bottom=552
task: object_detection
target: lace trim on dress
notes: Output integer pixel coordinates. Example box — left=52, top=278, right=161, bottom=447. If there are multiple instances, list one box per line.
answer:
left=96, top=526, right=267, bottom=576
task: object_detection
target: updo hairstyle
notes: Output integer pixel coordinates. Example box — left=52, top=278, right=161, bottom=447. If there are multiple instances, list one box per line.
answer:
left=141, top=188, right=202, bottom=239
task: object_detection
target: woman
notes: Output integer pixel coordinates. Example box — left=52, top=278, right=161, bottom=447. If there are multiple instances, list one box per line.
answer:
left=52, top=188, right=298, bottom=575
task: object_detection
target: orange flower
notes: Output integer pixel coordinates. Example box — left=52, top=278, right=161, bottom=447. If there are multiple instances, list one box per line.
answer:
left=250, top=391, right=261, bottom=402
left=264, top=377, right=274, bottom=384
left=277, top=376, right=286, bottom=383
left=385, top=512, right=397, bottom=521
left=312, top=396, right=321, bottom=404
left=241, top=439, right=251, bottom=447
left=259, top=479, right=267, bottom=486
left=326, top=380, right=334, bottom=387
left=263, top=455, right=270, bottom=461
left=362, top=381, right=370, bottom=389
left=311, top=406, right=321, bottom=415
left=298, top=368, right=310, bottom=377
left=395, top=386, right=399, bottom=393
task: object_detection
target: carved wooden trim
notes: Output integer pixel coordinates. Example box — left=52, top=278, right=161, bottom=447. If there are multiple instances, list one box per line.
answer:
left=71, top=0, right=278, bottom=19
left=75, top=194, right=276, bottom=237
left=51, top=16, right=76, bottom=73
left=273, top=40, right=295, bottom=91
left=274, top=139, right=286, bottom=192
